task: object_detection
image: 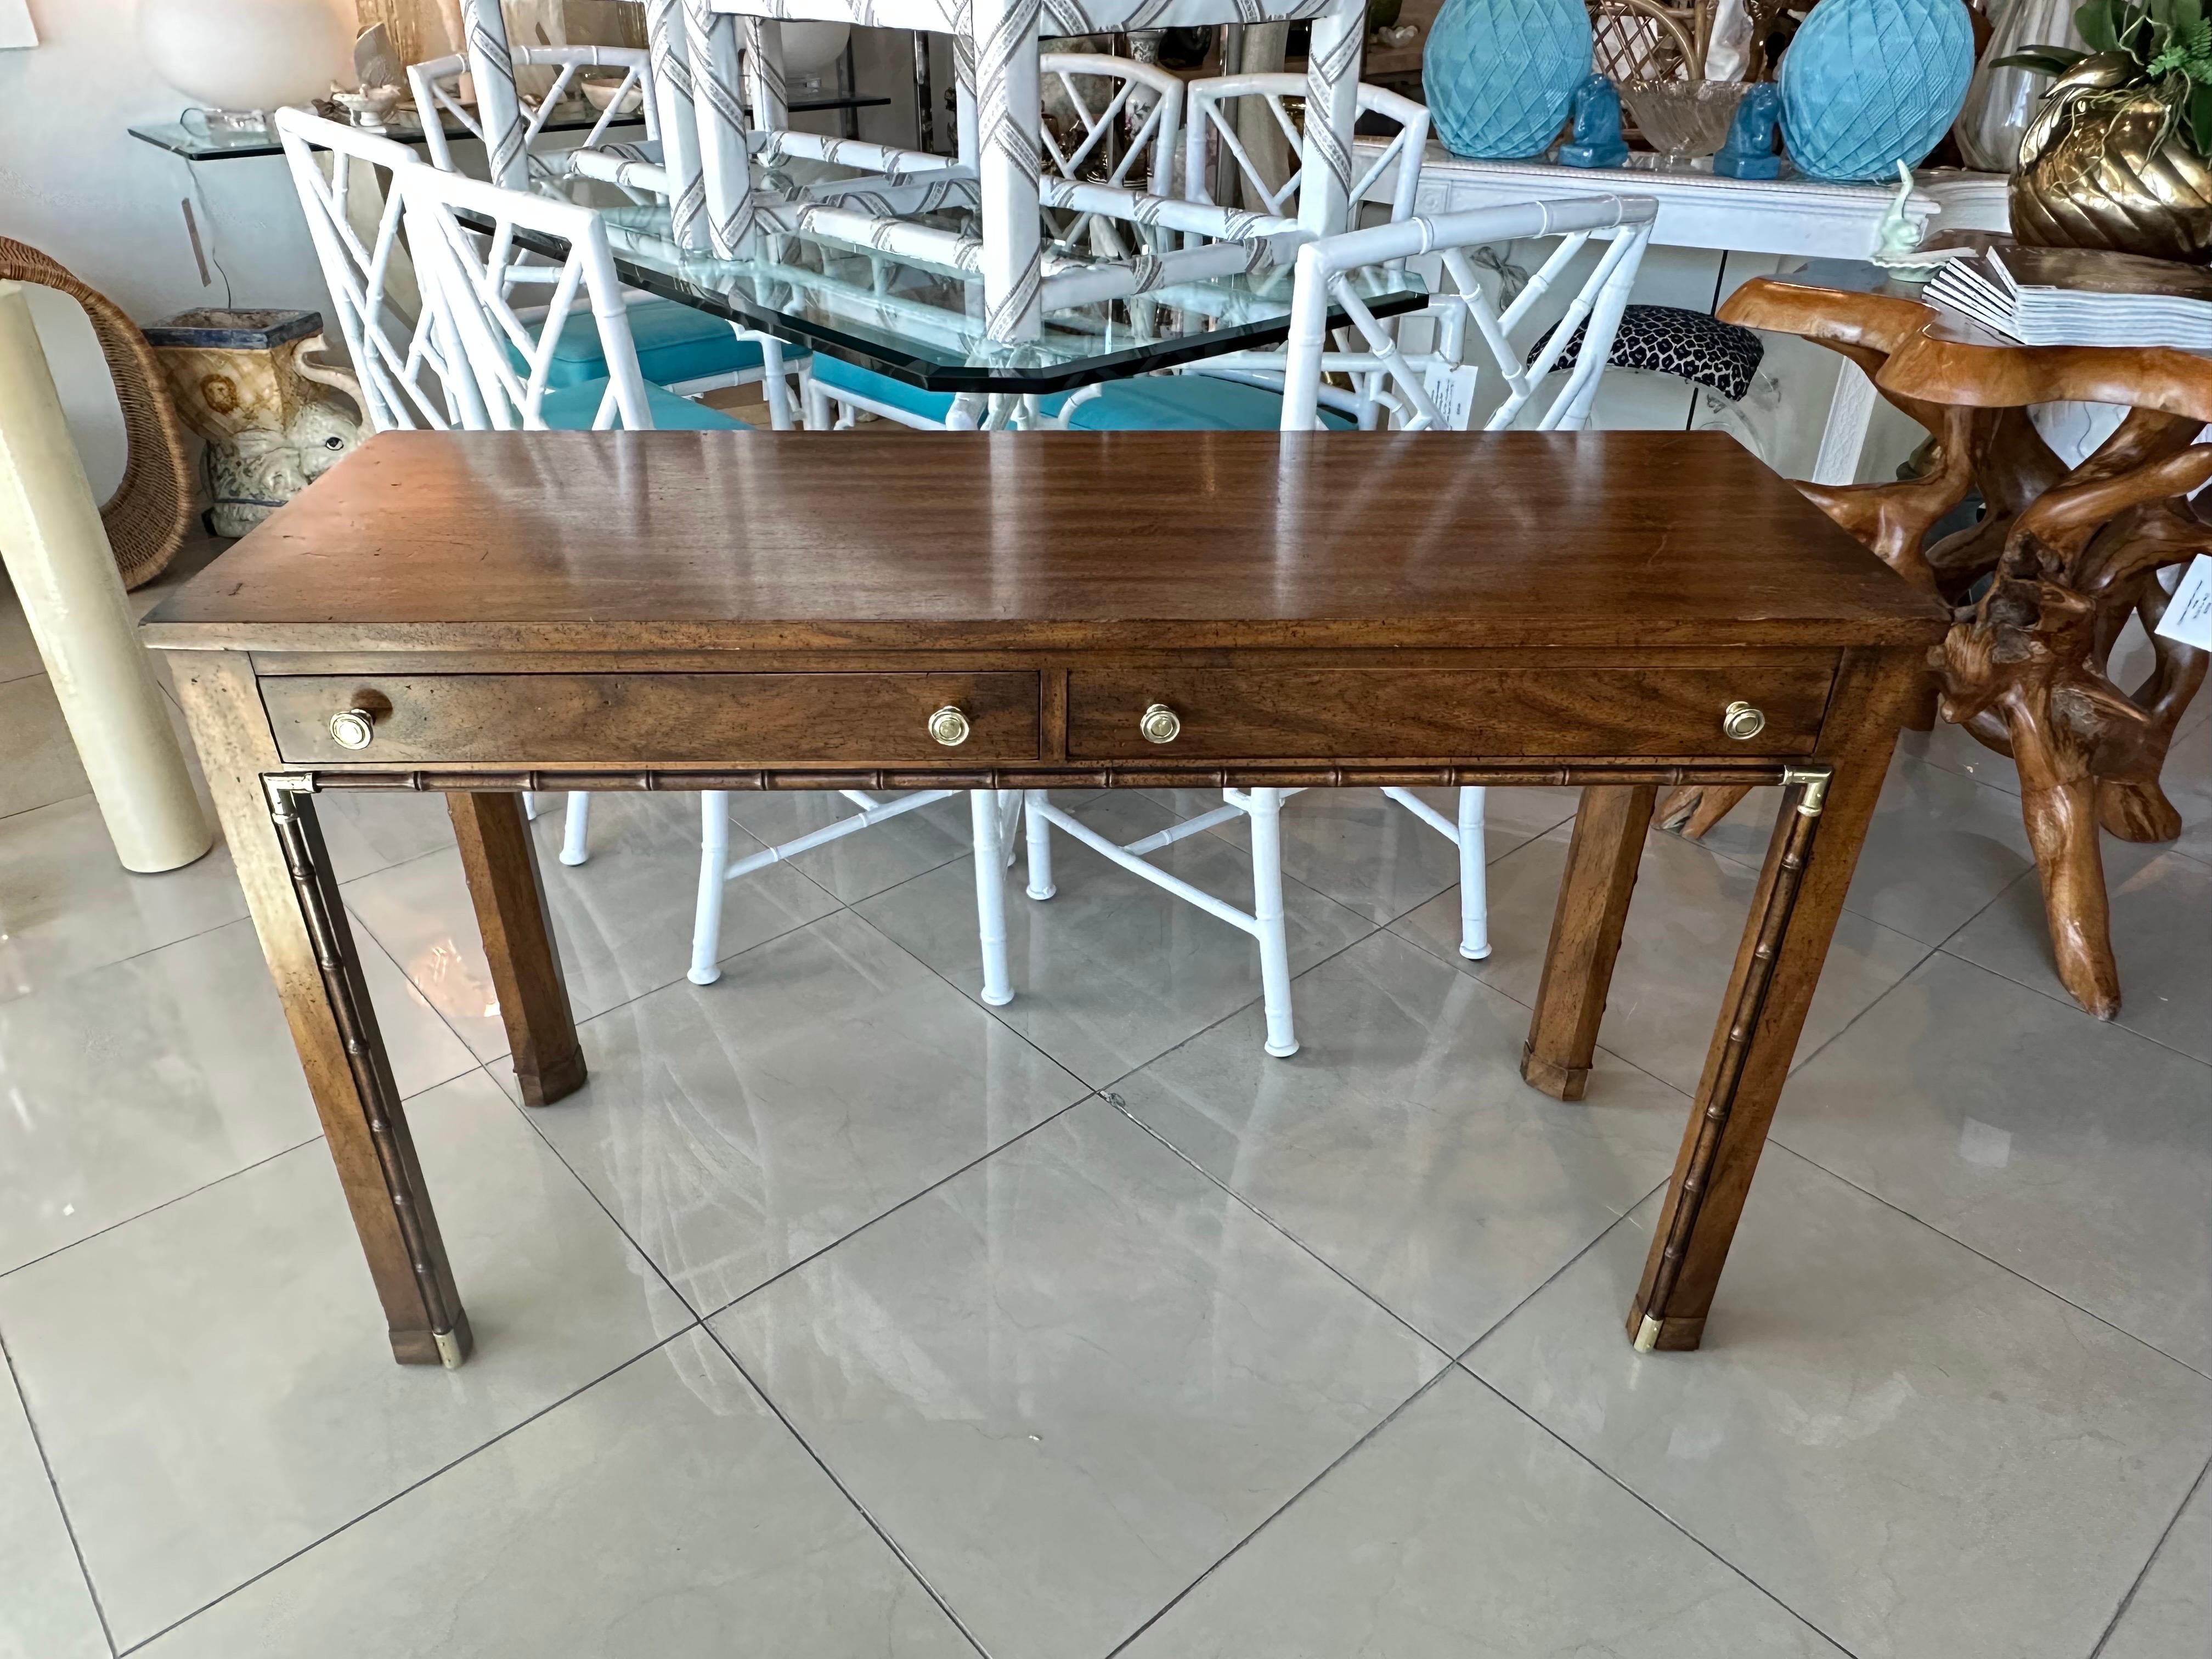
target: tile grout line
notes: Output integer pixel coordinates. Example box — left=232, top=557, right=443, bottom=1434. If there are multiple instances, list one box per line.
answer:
left=2087, top=1444, right=2212, bottom=1658
left=696, top=1322, right=1000, bottom=1659
left=1046, top=792, right=1581, bottom=1097
left=1449, top=1295, right=1869, bottom=1659
left=1925, top=935, right=2212, bottom=1078
left=1758, top=1139, right=2212, bottom=1384
left=0, top=1131, right=327, bottom=1289
left=1098, top=1091, right=1457, bottom=1362
left=1099, top=1360, right=1468, bottom=1658
left=0, top=1321, right=120, bottom=1658
left=357, top=870, right=851, bottom=1079
left=477, top=1039, right=1020, bottom=1658
left=1448, top=1205, right=1870, bottom=1657
left=109, top=1327, right=706, bottom=1657
left=696, top=1095, right=1092, bottom=1325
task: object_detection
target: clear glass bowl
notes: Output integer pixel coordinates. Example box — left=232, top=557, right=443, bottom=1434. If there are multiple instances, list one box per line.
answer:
left=1619, top=78, right=1751, bottom=168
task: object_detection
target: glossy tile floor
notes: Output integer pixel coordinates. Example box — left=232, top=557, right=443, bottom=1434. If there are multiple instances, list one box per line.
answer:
left=3, top=563, right=2209, bottom=1659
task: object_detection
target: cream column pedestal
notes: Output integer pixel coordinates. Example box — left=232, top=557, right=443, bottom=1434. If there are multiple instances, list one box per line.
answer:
left=0, top=282, right=210, bottom=872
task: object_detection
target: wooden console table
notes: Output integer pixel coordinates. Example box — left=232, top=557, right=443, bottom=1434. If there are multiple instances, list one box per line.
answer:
left=142, top=429, right=1945, bottom=1369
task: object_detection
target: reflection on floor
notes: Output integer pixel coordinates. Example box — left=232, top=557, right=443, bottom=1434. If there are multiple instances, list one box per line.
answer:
left=3, top=558, right=2209, bottom=1659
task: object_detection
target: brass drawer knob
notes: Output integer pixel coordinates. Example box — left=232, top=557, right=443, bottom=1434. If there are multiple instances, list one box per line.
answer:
left=927, top=705, right=972, bottom=747
left=328, top=707, right=377, bottom=751
left=1139, top=702, right=1181, bottom=744
left=1722, top=701, right=1766, bottom=741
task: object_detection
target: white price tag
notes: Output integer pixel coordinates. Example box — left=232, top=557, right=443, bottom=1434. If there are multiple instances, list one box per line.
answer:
left=1421, top=363, right=1480, bottom=430
left=2156, top=554, right=2212, bottom=652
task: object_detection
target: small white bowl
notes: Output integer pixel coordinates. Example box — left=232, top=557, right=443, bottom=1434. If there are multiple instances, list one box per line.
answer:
left=580, top=77, right=643, bottom=117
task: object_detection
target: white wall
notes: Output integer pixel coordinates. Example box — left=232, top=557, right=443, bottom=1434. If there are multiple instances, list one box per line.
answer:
left=0, top=0, right=331, bottom=494
left=0, top=0, right=922, bottom=330
left=0, top=1, right=329, bottom=319
left=0, top=1, right=922, bottom=487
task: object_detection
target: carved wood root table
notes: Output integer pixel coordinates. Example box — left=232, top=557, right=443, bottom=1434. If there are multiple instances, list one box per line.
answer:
left=1662, top=280, right=2212, bottom=1019
left=143, top=430, right=1945, bottom=1369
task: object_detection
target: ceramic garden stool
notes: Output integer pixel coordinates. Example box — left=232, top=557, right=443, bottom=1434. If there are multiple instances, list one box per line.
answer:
left=1661, top=278, right=2209, bottom=1020
left=145, top=308, right=362, bottom=538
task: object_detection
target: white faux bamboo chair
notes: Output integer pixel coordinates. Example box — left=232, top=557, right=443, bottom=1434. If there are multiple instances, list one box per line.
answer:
left=408, top=44, right=801, bottom=429
left=1180, top=74, right=1429, bottom=233
left=1035, top=195, right=1657, bottom=1058
left=276, top=108, right=466, bottom=433
left=802, top=52, right=1183, bottom=433
left=1046, top=74, right=1429, bottom=433
left=398, top=160, right=1018, bottom=1001
left=407, top=45, right=659, bottom=183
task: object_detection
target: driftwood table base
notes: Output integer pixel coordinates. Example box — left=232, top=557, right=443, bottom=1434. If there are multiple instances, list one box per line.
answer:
left=149, top=430, right=1943, bottom=1367
left=1705, top=282, right=2212, bottom=1018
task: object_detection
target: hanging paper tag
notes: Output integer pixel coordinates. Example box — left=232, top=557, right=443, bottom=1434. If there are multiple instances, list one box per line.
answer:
left=1421, top=363, right=1481, bottom=430
left=2155, top=555, right=2212, bottom=651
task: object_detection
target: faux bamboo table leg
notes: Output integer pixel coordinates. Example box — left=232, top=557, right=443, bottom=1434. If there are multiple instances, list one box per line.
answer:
left=448, top=792, right=587, bottom=1108
left=1521, top=783, right=1655, bottom=1101
left=1628, top=648, right=1920, bottom=1351
left=171, top=654, right=471, bottom=1368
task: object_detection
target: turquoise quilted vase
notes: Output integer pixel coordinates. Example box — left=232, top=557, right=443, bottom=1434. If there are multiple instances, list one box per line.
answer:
left=1778, top=0, right=1973, bottom=182
left=1422, top=0, right=1591, bottom=161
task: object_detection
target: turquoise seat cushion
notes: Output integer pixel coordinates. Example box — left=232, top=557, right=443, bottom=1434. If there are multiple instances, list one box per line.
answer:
left=1064, top=374, right=1355, bottom=431
left=536, top=377, right=751, bottom=431
left=541, top=300, right=803, bottom=390
left=811, top=353, right=1071, bottom=424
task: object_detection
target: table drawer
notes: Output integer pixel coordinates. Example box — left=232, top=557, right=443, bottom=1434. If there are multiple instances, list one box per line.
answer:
left=1066, top=666, right=1833, bottom=760
left=263, top=673, right=1041, bottom=766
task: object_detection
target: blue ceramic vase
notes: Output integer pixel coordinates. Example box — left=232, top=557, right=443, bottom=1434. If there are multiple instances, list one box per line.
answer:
left=1423, top=0, right=1591, bottom=161
left=1778, top=0, right=1973, bottom=182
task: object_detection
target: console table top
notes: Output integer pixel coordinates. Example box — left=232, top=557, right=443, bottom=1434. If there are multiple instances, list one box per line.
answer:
left=144, top=431, right=1946, bottom=656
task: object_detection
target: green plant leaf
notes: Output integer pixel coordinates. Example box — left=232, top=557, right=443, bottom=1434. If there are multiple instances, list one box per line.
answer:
left=1993, top=46, right=2090, bottom=72
left=2191, top=78, right=2212, bottom=149
left=2078, top=0, right=2123, bottom=52
left=2172, top=0, right=2205, bottom=33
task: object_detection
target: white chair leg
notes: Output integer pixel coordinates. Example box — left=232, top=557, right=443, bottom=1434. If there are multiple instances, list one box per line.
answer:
left=1457, top=785, right=1491, bottom=961
left=970, top=788, right=1014, bottom=1006
left=1023, top=788, right=1056, bottom=900
left=522, top=791, right=543, bottom=821
left=803, top=375, right=831, bottom=431
left=689, top=790, right=731, bottom=986
left=558, top=791, right=591, bottom=866
left=1246, top=786, right=1298, bottom=1058
left=758, top=335, right=794, bottom=430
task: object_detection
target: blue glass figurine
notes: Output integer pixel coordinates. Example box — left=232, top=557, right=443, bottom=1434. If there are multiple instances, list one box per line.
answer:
left=1714, top=82, right=1784, bottom=179
left=1558, top=74, right=1628, bottom=168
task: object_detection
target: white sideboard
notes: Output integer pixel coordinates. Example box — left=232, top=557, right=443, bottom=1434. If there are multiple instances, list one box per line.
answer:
left=1363, top=148, right=2015, bottom=482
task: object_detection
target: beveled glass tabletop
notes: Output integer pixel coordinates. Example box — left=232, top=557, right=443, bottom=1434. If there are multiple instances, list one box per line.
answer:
left=559, top=202, right=1427, bottom=394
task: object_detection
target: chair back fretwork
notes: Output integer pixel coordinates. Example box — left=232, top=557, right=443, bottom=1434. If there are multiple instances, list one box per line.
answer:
left=276, top=107, right=461, bottom=433
left=396, top=165, right=654, bottom=431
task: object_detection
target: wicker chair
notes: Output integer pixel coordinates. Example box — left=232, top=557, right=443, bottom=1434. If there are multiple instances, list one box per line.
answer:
left=0, top=239, right=193, bottom=589
left=1590, top=0, right=1709, bottom=80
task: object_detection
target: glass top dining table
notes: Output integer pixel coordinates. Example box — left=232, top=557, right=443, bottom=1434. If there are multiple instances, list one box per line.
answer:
left=532, top=201, right=1429, bottom=396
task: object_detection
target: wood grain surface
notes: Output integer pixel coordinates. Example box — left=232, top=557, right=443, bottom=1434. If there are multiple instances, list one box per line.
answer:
left=1065, top=665, right=1835, bottom=759
left=141, top=431, right=1947, bottom=654
left=262, top=672, right=1043, bottom=765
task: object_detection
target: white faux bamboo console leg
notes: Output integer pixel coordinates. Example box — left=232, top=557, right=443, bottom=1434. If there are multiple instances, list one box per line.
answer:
left=0, top=284, right=208, bottom=873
